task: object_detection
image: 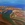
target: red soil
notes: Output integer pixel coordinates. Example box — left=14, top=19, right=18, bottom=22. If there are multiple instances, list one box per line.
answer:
left=0, top=14, right=12, bottom=25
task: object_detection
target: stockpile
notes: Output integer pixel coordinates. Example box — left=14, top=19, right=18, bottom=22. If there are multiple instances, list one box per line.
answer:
left=10, top=8, right=25, bottom=25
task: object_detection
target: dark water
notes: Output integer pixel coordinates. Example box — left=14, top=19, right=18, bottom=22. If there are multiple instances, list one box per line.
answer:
left=6, top=10, right=12, bottom=14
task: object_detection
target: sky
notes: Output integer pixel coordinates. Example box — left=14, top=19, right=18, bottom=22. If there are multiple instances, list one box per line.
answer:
left=0, top=0, right=25, bottom=4
left=0, top=0, right=25, bottom=10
